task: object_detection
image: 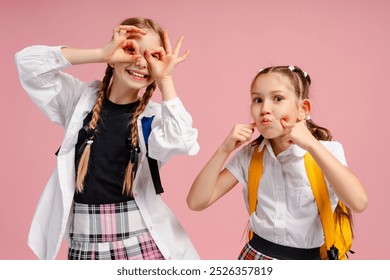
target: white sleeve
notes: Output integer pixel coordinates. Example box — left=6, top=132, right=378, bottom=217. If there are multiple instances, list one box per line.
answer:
left=225, top=145, right=253, bottom=212
left=15, top=45, right=87, bottom=127
left=225, top=145, right=252, bottom=186
left=148, top=97, right=200, bottom=162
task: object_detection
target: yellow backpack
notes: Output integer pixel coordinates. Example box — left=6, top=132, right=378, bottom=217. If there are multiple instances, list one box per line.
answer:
left=248, top=147, right=354, bottom=260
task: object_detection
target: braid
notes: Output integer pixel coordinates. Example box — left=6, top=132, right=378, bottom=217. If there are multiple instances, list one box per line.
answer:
left=122, top=82, right=156, bottom=196
left=131, top=82, right=156, bottom=147
left=76, top=65, right=113, bottom=192
left=306, top=119, right=332, bottom=141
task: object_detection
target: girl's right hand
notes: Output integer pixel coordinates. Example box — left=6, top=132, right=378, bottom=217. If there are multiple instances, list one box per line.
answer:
left=100, top=25, right=147, bottom=64
left=220, top=123, right=256, bottom=153
left=280, top=118, right=316, bottom=150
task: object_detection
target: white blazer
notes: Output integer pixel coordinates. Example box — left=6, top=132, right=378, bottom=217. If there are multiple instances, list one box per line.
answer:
left=15, top=45, right=200, bottom=260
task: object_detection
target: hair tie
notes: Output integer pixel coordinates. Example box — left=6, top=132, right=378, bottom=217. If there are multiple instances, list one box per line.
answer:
left=86, top=127, right=95, bottom=139
left=77, top=134, right=95, bottom=156
left=289, top=65, right=309, bottom=79
left=306, top=115, right=311, bottom=120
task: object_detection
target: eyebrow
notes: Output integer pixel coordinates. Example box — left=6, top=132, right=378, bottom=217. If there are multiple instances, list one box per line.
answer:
left=251, top=90, right=286, bottom=96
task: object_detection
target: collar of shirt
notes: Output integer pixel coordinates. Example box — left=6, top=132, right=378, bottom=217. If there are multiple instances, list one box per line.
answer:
left=258, top=139, right=307, bottom=160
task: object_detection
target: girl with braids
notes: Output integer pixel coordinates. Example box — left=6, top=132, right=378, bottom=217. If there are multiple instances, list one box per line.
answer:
left=187, top=65, right=367, bottom=259
left=15, top=17, right=199, bottom=260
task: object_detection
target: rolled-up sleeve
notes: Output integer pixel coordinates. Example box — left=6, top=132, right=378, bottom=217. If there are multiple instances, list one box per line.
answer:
left=15, top=45, right=85, bottom=127
left=148, top=97, right=199, bottom=162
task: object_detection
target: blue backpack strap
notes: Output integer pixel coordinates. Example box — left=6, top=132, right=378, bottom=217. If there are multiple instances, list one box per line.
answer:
left=141, top=116, right=164, bottom=195
left=141, top=117, right=153, bottom=145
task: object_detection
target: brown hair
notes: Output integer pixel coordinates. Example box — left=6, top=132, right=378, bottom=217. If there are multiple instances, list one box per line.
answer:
left=76, top=17, right=165, bottom=196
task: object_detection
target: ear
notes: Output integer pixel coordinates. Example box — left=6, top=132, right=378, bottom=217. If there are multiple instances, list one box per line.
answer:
left=298, top=99, right=311, bottom=121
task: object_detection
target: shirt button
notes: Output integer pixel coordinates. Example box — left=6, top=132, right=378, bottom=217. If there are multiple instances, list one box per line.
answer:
left=167, top=256, right=172, bottom=260
left=149, top=226, right=153, bottom=231
left=55, top=58, right=60, bottom=64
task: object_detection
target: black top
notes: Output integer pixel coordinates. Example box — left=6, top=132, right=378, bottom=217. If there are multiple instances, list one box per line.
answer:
left=74, top=98, right=139, bottom=204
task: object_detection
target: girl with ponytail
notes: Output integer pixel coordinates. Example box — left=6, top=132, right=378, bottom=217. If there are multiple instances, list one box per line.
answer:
left=187, top=65, right=367, bottom=260
left=15, top=17, right=200, bottom=260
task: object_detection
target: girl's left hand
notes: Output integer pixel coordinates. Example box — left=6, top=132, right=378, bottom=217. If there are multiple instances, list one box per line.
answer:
left=280, top=119, right=316, bottom=150
left=144, top=30, right=190, bottom=82
left=102, top=25, right=146, bottom=64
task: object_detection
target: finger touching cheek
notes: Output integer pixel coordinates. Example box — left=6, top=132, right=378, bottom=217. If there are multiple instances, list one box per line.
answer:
left=280, top=118, right=287, bottom=127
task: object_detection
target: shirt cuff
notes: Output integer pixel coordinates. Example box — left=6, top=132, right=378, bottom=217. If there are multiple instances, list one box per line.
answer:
left=53, top=46, right=72, bottom=68
left=161, top=97, right=186, bottom=116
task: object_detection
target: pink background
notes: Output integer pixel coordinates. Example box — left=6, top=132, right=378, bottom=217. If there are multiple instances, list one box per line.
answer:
left=1, top=0, right=389, bottom=260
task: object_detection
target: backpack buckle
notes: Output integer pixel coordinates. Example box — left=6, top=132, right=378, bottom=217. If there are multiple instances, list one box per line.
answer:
left=327, top=245, right=339, bottom=260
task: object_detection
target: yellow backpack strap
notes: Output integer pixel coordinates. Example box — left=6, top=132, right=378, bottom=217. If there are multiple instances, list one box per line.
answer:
left=247, top=146, right=265, bottom=239
left=304, top=152, right=335, bottom=258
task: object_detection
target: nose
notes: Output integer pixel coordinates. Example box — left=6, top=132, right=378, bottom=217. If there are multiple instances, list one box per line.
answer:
left=260, top=100, right=271, bottom=116
left=135, top=56, right=147, bottom=68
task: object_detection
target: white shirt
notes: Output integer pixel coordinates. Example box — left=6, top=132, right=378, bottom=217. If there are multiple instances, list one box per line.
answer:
left=15, top=45, right=200, bottom=259
left=226, top=139, right=346, bottom=249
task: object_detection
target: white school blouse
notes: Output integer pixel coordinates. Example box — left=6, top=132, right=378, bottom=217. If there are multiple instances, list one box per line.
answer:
left=226, top=139, right=346, bottom=249
left=15, top=45, right=200, bottom=260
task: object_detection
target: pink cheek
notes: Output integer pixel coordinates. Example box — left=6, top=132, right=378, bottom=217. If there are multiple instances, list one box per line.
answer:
left=280, top=116, right=289, bottom=122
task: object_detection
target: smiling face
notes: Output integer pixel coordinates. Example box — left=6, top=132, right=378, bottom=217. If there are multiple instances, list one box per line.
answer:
left=250, top=73, right=304, bottom=140
left=111, top=30, right=162, bottom=95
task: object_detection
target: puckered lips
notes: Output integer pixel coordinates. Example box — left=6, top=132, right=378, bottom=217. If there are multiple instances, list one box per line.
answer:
left=260, top=117, right=272, bottom=126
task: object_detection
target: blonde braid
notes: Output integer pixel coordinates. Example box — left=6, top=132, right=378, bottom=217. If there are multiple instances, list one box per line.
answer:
left=122, top=82, right=156, bottom=196
left=76, top=66, right=113, bottom=192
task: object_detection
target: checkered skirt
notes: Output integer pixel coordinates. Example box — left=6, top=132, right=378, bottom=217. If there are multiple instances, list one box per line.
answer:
left=68, top=200, right=165, bottom=260
left=238, top=243, right=275, bottom=260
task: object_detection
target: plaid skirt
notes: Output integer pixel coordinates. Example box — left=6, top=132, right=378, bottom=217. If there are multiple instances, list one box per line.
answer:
left=238, top=233, right=320, bottom=260
left=238, top=243, right=274, bottom=260
left=68, top=200, right=165, bottom=260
